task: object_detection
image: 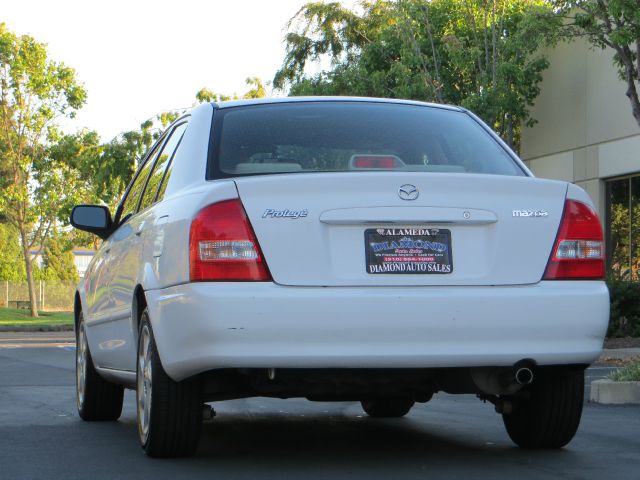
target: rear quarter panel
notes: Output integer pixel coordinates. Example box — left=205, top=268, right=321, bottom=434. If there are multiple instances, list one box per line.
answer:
left=146, top=181, right=240, bottom=290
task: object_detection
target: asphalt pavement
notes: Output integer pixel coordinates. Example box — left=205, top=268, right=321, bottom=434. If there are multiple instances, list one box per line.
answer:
left=0, top=334, right=639, bottom=479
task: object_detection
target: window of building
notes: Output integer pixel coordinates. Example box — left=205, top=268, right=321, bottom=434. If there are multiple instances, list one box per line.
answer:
left=606, top=175, right=640, bottom=280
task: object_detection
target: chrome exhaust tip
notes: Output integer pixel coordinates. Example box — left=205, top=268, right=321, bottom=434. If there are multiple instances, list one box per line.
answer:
left=515, top=367, right=534, bottom=385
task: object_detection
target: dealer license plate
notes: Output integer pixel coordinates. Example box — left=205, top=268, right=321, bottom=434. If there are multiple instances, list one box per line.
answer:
left=365, top=228, right=453, bottom=274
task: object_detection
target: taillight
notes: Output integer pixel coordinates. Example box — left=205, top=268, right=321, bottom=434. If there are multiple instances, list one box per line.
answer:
left=189, top=199, right=272, bottom=281
left=543, top=199, right=604, bottom=280
left=351, top=155, right=400, bottom=169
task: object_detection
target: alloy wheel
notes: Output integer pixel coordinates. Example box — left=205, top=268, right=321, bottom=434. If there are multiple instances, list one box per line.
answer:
left=137, top=324, right=153, bottom=444
left=76, top=323, right=88, bottom=409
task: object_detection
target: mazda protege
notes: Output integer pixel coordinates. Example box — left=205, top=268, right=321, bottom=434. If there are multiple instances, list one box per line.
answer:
left=71, top=97, right=609, bottom=457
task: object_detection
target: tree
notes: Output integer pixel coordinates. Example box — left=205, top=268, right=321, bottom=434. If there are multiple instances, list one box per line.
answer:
left=54, top=80, right=270, bottom=235
left=0, top=23, right=86, bottom=316
left=79, top=123, right=156, bottom=205
left=195, top=77, right=268, bottom=104
left=243, top=77, right=267, bottom=99
left=50, top=119, right=161, bottom=216
left=556, top=0, right=640, bottom=127
left=42, top=231, right=79, bottom=282
left=0, top=223, right=24, bottom=281
left=274, top=0, right=559, bottom=149
left=84, top=80, right=269, bottom=210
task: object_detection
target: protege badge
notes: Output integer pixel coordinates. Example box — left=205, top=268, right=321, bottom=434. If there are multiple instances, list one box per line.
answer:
left=262, top=209, right=308, bottom=219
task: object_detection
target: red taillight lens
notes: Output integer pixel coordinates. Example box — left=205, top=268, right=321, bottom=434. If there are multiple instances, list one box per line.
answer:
left=543, top=199, right=604, bottom=280
left=189, top=199, right=271, bottom=281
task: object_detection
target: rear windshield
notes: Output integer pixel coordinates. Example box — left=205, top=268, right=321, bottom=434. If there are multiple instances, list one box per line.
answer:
left=208, top=102, right=524, bottom=178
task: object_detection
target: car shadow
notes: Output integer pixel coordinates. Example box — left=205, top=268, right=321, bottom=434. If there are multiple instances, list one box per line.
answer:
left=192, top=404, right=576, bottom=468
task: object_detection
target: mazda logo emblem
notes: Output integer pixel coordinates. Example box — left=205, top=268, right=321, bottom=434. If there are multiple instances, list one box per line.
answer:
left=398, top=184, right=419, bottom=201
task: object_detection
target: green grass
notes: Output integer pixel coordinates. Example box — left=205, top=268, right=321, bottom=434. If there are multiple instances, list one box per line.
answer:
left=0, top=307, right=73, bottom=327
left=609, top=361, right=640, bottom=382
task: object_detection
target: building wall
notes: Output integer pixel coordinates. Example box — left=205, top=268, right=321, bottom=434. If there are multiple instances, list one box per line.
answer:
left=74, top=253, right=94, bottom=278
left=29, top=250, right=94, bottom=278
left=520, top=37, right=640, bottom=221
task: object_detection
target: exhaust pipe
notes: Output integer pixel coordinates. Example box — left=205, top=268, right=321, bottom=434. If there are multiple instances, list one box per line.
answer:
left=515, top=367, right=534, bottom=385
left=472, top=362, right=535, bottom=395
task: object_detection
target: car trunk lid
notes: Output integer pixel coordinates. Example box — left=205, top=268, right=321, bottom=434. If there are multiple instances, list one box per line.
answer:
left=234, top=172, right=567, bottom=286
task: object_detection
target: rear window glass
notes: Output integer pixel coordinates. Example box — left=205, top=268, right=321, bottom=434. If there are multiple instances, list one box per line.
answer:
left=208, top=102, right=524, bottom=178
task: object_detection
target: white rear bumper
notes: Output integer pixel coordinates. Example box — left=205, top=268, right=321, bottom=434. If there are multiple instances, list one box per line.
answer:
left=145, top=281, right=609, bottom=381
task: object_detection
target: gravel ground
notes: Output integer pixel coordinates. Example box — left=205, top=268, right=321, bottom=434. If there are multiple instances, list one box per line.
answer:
left=603, top=337, right=640, bottom=349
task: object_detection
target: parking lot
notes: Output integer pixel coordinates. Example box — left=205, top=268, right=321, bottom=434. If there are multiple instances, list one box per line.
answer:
left=0, top=333, right=638, bottom=479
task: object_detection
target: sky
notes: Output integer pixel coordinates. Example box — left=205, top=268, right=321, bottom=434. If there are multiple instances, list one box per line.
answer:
left=2, top=0, right=331, bottom=141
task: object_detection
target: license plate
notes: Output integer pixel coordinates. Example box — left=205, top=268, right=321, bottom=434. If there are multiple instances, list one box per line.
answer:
left=365, top=228, right=453, bottom=274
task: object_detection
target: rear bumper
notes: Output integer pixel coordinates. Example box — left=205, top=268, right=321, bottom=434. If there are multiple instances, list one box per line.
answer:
left=145, top=281, right=609, bottom=381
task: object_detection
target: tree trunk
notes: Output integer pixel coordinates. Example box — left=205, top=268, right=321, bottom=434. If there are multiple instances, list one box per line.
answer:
left=18, top=224, right=39, bottom=318
left=506, top=114, right=514, bottom=150
left=607, top=35, right=640, bottom=128
left=623, top=62, right=640, bottom=128
left=491, top=0, right=497, bottom=84
left=421, top=5, right=443, bottom=103
left=483, top=10, right=490, bottom=76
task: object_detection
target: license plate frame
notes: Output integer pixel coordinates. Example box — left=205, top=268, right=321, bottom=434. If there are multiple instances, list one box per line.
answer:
left=365, top=228, right=453, bottom=274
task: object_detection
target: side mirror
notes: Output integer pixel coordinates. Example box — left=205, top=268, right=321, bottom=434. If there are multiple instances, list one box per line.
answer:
left=70, top=205, right=113, bottom=239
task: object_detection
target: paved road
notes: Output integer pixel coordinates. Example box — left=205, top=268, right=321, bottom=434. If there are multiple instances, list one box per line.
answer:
left=1, top=337, right=639, bottom=479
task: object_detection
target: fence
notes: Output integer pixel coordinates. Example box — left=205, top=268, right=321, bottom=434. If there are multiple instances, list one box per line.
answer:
left=0, top=280, right=76, bottom=312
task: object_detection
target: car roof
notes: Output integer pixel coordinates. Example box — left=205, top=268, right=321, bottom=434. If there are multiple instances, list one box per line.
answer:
left=213, top=96, right=464, bottom=112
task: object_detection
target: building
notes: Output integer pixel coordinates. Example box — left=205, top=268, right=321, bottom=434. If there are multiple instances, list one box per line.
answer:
left=29, top=247, right=95, bottom=279
left=520, top=38, right=640, bottom=279
left=72, top=248, right=95, bottom=278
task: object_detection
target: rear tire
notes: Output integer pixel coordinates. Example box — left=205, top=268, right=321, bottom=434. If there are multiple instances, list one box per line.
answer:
left=76, top=312, right=124, bottom=421
left=137, top=310, right=203, bottom=457
left=361, top=397, right=415, bottom=418
left=502, top=370, right=584, bottom=449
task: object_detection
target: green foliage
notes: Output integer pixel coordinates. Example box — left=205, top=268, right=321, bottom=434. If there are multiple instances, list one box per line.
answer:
left=195, top=78, right=268, bottom=104
left=0, top=23, right=88, bottom=223
left=609, top=360, right=640, bottom=382
left=158, top=111, right=180, bottom=128
left=47, top=129, right=108, bottom=208
left=0, top=224, right=25, bottom=281
left=0, top=23, right=87, bottom=316
left=31, top=262, right=46, bottom=281
left=607, top=279, right=640, bottom=338
left=79, top=78, right=268, bottom=211
left=69, top=79, right=270, bottom=213
left=50, top=120, right=161, bottom=212
left=95, top=122, right=157, bottom=205
left=608, top=197, right=640, bottom=280
left=556, top=0, right=640, bottom=126
left=0, top=22, right=269, bottom=295
left=196, top=87, right=217, bottom=103
left=42, top=232, right=79, bottom=282
left=274, top=0, right=560, bottom=150
left=243, top=77, right=267, bottom=99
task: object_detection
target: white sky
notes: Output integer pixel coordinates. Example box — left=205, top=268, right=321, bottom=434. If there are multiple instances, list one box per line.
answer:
left=2, top=0, right=329, bottom=141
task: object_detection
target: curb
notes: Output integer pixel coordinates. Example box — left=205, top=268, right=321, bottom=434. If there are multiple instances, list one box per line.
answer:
left=0, top=325, right=74, bottom=333
left=590, top=379, right=640, bottom=404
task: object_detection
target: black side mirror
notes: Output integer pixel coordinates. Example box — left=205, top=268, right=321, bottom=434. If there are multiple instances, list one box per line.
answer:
left=70, top=205, right=113, bottom=239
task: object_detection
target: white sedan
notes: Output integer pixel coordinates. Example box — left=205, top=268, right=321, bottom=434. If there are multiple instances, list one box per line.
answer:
left=71, top=97, right=609, bottom=457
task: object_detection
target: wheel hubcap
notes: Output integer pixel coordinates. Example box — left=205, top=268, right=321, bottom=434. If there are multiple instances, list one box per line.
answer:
left=137, top=325, right=153, bottom=444
left=76, top=323, right=87, bottom=409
